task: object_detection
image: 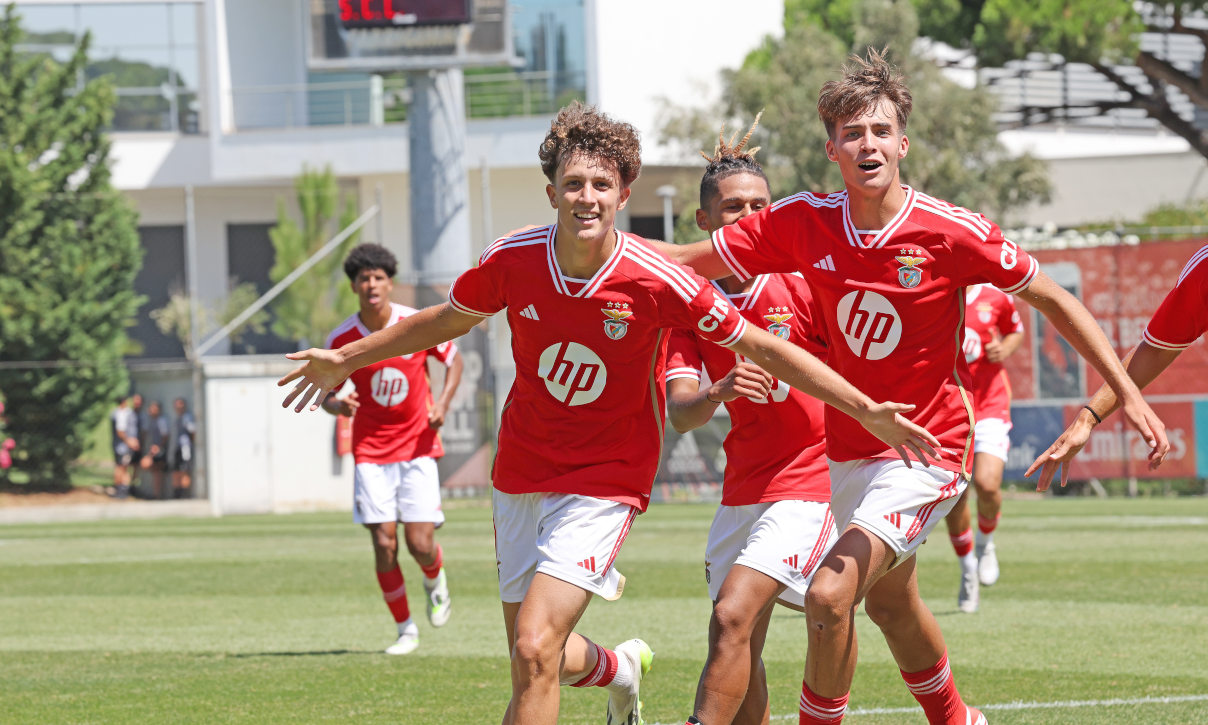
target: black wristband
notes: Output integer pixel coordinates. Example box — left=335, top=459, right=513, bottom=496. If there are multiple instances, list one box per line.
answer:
left=705, top=391, right=721, bottom=404
left=1083, top=405, right=1103, bottom=425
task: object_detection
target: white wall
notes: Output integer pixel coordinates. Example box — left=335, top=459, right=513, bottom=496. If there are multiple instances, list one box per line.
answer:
left=587, top=0, right=784, bottom=163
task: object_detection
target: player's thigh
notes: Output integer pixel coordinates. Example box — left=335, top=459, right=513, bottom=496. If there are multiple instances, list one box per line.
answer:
left=513, top=572, right=594, bottom=650
left=732, top=499, right=838, bottom=610
left=535, top=493, right=637, bottom=602
left=396, top=456, right=446, bottom=526
left=829, top=458, right=965, bottom=570
left=353, top=462, right=402, bottom=525
left=972, top=451, right=1006, bottom=495
left=494, top=490, right=542, bottom=604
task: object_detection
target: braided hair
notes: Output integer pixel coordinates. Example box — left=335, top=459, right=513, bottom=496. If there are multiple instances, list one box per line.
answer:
left=698, top=112, right=769, bottom=208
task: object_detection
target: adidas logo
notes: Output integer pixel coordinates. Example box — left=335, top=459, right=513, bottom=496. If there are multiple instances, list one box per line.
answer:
left=812, top=254, right=836, bottom=271
left=519, top=304, right=539, bottom=320
left=782, top=554, right=799, bottom=569
left=577, top=556, right=597, bottom=573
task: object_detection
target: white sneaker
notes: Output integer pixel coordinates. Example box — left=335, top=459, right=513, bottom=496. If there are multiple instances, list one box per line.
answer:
left=977, top=541, right=1000, bottom=587
left=423, top=570, right=452, bottom=627
left=386, top=626, right=419, bottom=655
left=958, top=556, right=980, bottom=613
left=967, top=705, right=987, bottom=724
left=606, top=638, right=654, bottom=725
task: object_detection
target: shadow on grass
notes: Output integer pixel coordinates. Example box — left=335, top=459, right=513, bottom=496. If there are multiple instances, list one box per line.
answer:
left=224, top=649, right=373, bottom=658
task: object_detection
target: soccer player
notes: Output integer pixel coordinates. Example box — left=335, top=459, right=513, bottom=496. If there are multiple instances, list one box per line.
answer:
left=944, top=284, right=1024, bottom=613
left=279, top=102, right=940, bottom=725
left=321, top=243, right=462, bottom=655
left=657, top=50, right=1167, bottom=725
left=665, top=119, right=836, bottom=725
left=1028, top=242, right=1208, bottom=488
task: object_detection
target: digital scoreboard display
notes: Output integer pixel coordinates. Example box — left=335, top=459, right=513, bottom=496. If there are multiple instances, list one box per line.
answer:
left=338, top=0, right=472, bottom=29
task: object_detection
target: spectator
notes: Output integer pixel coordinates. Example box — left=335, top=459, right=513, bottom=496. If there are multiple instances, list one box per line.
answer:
left=142, top=400, right=170, bottom=499
left=110, top=396, right=139, bottom=498
left=171, top=397, right=196, bottom=499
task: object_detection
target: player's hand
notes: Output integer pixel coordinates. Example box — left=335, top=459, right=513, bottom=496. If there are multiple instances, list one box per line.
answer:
left=858, top=403, right=941, bottom=468
left=1120, top=393, right=1169, bottom=470
left=708, top=361, right=775, bottom=403
left=428, top=401, right=449, bottom=429
left=329, top=390, right=360, bottom=417
left=983, top=329, right=1005, bottom=363
left=278, top=348, right=350, bottom=413
left=1024, top=414, right=1093, bottom=492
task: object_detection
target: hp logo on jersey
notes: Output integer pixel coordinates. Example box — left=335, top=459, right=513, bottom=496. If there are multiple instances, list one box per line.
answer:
left=837, top=290, right=902, bottom=360
left=538, top=342, right=608, bottom=406
left=962, top=326, right=982, bottom=363
left=370, top=368, right=410, bottom=407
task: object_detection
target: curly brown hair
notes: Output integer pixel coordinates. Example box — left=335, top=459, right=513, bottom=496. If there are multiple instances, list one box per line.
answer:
left=817, top=47, right=912, bottom=138
left=538, top=101, right=642, bottom=186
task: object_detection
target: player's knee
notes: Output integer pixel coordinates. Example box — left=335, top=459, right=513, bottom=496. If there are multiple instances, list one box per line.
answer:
left=510, top=629, right=558, bottom=677
left=404, top=533, right=434, bottom=560
left=711, top=599, right=755, bottom=644
left=863, top=591, right=916, bottom=630
left=804, top=577, right=853, bottom=630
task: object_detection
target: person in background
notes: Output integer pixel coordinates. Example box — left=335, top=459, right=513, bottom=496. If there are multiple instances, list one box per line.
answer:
left=171, top=397, right=196, bottom=499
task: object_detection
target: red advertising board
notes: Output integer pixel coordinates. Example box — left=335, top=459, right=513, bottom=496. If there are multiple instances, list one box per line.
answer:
left=1058, top=401, right=1197, bottom=479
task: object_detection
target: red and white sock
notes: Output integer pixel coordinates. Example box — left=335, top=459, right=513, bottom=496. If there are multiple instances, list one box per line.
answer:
left=568, top=642, right=633, bottom=691
left=949, top=528, right=974, bottom=558
left=977, top=513, right=1000, bottom=538
left=376, top=566, right=411, bottom=624
left=901, top=651, right=972, bottom=725
left=798, top=679, right=848, bottom=724
left=420, top=544, right=444, bottom=582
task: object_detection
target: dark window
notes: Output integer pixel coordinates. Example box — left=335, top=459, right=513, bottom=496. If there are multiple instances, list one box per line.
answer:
left=131, top=225, right=186, bottom=359
left=226, top=223, right=294, bottom=355
left=625, top=215, right=666, bottom=241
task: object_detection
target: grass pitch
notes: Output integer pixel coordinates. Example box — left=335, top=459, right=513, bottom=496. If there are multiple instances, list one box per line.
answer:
left=2, top=497, right=1207, bottom=724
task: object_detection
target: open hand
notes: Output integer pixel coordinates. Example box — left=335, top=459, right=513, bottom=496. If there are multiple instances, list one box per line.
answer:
left=278, top=348, right=350, bottom=412
left=858, top=402, right=941, bottom=468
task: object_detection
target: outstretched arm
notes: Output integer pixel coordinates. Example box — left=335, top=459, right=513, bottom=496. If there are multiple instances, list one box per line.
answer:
left=666, top=361, right=774, bottom=434
left=729, top=326, right=941, bottom=467
left=1025, top=341, right=1182, bottom=490
left=649, top=239, right=734, bottom=281
left=279, top=303, right=480, bottom=412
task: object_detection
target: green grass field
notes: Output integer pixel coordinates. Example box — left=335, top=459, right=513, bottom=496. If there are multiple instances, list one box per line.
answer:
left=3, top=497, right=1207, bottom=724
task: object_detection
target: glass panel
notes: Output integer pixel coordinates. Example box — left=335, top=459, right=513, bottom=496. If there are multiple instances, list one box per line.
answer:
left=111, top=89, right=174, bottom=132
left=11, top=4, right=77, bottom=39
left=169, top=3, right=199, bottom=48
left=79, top=4, right=169, bottom=52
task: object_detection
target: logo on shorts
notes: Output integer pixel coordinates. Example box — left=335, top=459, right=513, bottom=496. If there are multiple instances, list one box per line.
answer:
left=704, top=560, right=712, bottom=584
left=601, top=301, right=633, bottom=340
left=764, top=306, right=793, bottom=340
left=894, top=251, right=927, bottom=289
left=538, top=341, right=607, bottom=406
left=836, top=290, right=902, bottom=360
left=884, top=512, right=903, bottom=530
left=577, top=556, right=597, bottom=573
left=370, top=367, right=410, bottom=407
left=782, top=554, right=799, bottom=569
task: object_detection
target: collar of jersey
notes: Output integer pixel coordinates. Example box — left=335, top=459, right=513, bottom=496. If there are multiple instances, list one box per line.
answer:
left=545, top=224, right=628, bottom=297
left=710, top=274, right=770, bottom=311
left=965, top=283, right=986, bottom=304
left=354, top=302, right=403, bottom=337
left=841, top=185, right=916, bottom=249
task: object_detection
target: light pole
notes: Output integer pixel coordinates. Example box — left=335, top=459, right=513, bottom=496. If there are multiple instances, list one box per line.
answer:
left=656, top=184, right=677, bottom=243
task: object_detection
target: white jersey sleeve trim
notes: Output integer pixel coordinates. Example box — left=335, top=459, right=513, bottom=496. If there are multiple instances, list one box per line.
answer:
left=1175, top=244, right=1208, bottom=287
left=1141, top=329, right=1194, bottom=351
left=712, top=227, right=753, bottom=281
left=998, top=256, right=1038, bottom=295
left=714, top=316, right=748, bottom=348
left=447, top=289, right=494, bottom=318
left=665, top=365, right=703, bottom=382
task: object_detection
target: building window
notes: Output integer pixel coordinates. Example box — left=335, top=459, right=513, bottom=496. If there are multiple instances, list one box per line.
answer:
left=132, top=225, right=187, bottom=360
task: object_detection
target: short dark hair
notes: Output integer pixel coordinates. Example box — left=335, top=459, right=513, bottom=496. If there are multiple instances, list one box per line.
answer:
left=538, top=101, right=642, bottom=186
left=817, top=47, right=912, bottom=138
left=343, top=243, right=398, bottom=281
left=699, top=113, right=769, bottom=208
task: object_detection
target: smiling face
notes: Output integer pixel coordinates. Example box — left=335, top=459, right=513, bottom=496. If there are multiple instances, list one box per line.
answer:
left=825, top=98, right=909, bottom=196
left=696, top=171, right=771, bottom=234
left=546, top=152, right=631, bottom=247
left=351, top=267, right=394, bottom=316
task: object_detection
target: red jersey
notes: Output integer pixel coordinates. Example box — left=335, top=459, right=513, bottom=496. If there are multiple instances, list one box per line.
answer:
left=1143, top=244, right=1208, bottom=351
left=665, top=273, right=829, bottom=506
left=448, top=225, right=749, bottom=510
left=962, top=284, right=1023, bottom=422
left=326, top=304, right=458, bottom=465
left=712, top=186, right=1038, bottom=475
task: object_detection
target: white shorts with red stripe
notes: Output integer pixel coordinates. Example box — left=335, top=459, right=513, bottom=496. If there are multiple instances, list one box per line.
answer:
left=492, top=490, right=636, bottom=603
left=705, top=500, right=837, bottom=609
left=827, top=458, right=965, bottom=567
left=973, top=416, right=1012, bottom=462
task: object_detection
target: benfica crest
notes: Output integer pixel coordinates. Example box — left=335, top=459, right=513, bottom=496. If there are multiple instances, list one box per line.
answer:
left=763, top=306, right=794, bottom=339
left=602, top=301, right=633, bottom=340
left=894, top=253, right=927, bottom=289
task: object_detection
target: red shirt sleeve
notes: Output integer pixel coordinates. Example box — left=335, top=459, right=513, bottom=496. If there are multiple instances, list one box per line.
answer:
left=658, top=274, right=749, bottom=348
left=448, top=255, right=506, bottom=317
left=950, top=221, right=1039, bottom=294
left=665, top=329, right=704, bottom=383
left=996, top=293, right=1024, bottom=337
left=1143, top=246, right=1208, bottom=350
left=710, top=198, right=815, bottom=281
left=428, top=340, right=459, bottom=365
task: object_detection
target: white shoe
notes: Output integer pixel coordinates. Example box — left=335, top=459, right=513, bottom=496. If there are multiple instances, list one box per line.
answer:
left=977, top=541, right=999, bottom=587
left=967, top=705, right=987, bottom=724
left=385, top=627, right=419, bottom=655
left=423, top=570, right=452, bottom=627
left=606, top=638, right=654, bottom=725
left=958, top=556, right=980, bottom=613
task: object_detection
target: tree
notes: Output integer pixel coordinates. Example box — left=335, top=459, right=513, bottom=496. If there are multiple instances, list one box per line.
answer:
left=660, top=0, right=1050, bottom=226
left=149, top=280, right=269, bottom=362
left=268, top=166, right=360, bottom=348
left=913, top=1, right=1208, bottom=160
left=0, top=6, right=143, bottom=488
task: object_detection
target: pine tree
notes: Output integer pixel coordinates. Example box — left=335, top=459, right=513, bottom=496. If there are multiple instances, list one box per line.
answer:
left=268, top=166, right=360, bottom=348
left=0, top=7, right=143, bottom=488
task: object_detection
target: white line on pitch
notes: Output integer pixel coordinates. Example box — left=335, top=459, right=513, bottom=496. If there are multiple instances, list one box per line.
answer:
left=651, top=693, right=1208, bottom=724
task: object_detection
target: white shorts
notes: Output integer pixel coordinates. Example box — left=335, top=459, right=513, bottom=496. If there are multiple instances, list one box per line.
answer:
left=353, top=457, right=445, bottom=526
left=828, top=458, right=965, bottom=567
left=973, top=417, right=1012, bottom=462
left=705, top=500, right=837, bottom=609
left=492, top=490, right=637, bottom=604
